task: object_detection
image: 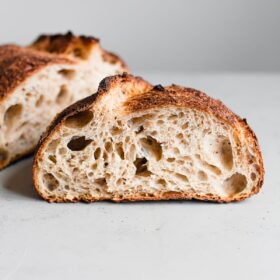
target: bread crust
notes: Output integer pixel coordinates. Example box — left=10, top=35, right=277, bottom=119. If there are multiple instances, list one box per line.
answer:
left=31, top=31, right=128, bottom=69
left=0, top=32, right=128, bottom=169
left=0, top=32, right=128, bottom=101
left=31, top=31, right=99, bottom=54
left=33, top=73, right=264, bottom=203
left=0, top=45, right=74, bottom=101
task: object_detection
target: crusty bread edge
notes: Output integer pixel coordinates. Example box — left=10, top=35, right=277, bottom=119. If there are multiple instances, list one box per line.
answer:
left=31, top=32, right=128, bottom=72
left=0, top=33, right=128, bottom=169
left=0, top=33, right=128, bottom=102
left=33, top=73, right=264, bottom=203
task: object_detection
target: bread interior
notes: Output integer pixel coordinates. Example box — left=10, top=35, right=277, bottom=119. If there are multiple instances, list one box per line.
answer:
left=37, top=100, right=261, bottom=201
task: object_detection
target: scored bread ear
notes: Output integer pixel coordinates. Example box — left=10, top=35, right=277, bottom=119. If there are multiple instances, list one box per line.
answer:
left=33, top=73, right=264, bottom=203
left=0, top=32, right=128, bottom=169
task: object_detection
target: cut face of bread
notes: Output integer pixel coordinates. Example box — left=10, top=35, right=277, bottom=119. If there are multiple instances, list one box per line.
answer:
left=33, top=74, right=264, bottom=203
left=0, top=32, right=127, bottom=169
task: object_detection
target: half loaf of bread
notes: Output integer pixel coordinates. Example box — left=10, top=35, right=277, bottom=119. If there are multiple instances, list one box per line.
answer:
left=0, top=32, right=127, bottom=169
left=33, top=73, right=264, bottom=202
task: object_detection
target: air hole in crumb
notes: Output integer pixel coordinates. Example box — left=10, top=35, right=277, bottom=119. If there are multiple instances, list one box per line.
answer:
left=205, top=163, right=221, bottom=175
left=176, top=133, right=184, bottom=140
left=251, top=172, right=257, bottom=181
left=134, top=157, right=152, bottom=177
left=136, top=125, right=144, bottom=134
left=92, top=163, right=97, bottom=170
left=25, top=92, right=32, bottom=99
left=139, top=136, right=162, bottom=161
left=157, top=179, right=167, bottom=187
left=105, top=142, right=113, bottom=152
left=103, top=152, right=108, bottom=161
left=94, top=148, right=101, bottom=160
left=43, top=173, right=59, bottom=191
left=58, top=69, right=76, bottom=79
left=168, top=114, right=177, bottom=121
left=4, top=104, right=23, bottom=129
left=223, top=173, right=247, bottom=196
left=167, top=158, right=175, bottom=162
left=130, top=114, right=154, bottom=126
left=36, top=95, right=44, bottom=107
left=220, top=138, right=233, bottom=170
left=195, top=154, right=222, bottom=175
left=65, top=185, right=70, bottom=190
left=56, top=85, right=71, bottom=105
left=94, top=178, right=107, bottom=187
left=182, top=122, right=189, bottom=129
left=198, top=170, right=208, bottom=181
left=65, top=110, right=93, bottom=128
left=177, top=159, right=184, bottom=165
left=203, top=135, right=233, bottom=170
left=116, top=178, right=124, bottom=185
left=116, top=143, right=125, bottom=160
left=67, top=136, right=92, bottom=151
left=48, top=155, right=57, bottom=164
left=174, top=173, right=188, bottom=182
left=110, top=126, right=122, bottom=136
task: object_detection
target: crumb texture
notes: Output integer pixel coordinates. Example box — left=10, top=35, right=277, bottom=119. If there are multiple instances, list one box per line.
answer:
left=34, top=75, right=263, bottom=202
left=0, top=34, right=127, bottom=169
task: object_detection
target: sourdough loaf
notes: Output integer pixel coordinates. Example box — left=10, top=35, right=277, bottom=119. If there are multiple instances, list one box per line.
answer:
left=0, top=32, right=127, bottom=169
left=33, top=73, right=264, bottom=202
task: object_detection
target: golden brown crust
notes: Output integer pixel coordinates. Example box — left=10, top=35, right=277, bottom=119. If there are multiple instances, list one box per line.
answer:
left=35, top=190, right=255, bottom=203
left=33, top=73, right=264, bottom=203
left=30, top=31, right=98, bottom=59
left=0, top=45, right=74, bottom=100
left=0, top=31, right=128, bottom=102
left=124, top=84, right=237, bottom=124
left=31, top=31, right=128, bottom=69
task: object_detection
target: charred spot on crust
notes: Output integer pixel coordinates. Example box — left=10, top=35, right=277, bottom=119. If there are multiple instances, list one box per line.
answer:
left=31, top=31, right=98, bottom=59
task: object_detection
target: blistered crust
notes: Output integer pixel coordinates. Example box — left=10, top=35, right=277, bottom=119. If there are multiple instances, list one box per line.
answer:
left=31, top=31, right=128, bottom=68
left=31, top=31, right=98, bottom=58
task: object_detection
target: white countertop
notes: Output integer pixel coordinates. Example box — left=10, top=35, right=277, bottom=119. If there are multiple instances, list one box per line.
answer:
left=0, top=72, right=279, bottom=280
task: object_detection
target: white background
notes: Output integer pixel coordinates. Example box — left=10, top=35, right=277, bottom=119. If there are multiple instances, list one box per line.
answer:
left=0, top=0, right=279, bottom=71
